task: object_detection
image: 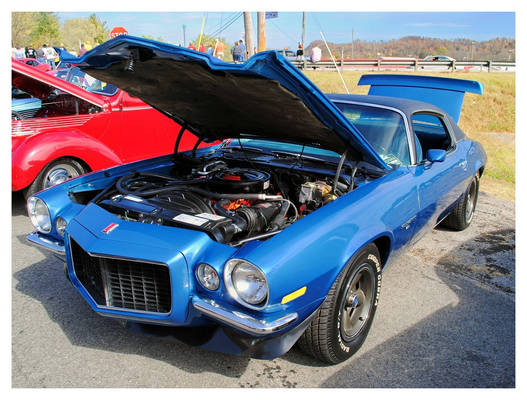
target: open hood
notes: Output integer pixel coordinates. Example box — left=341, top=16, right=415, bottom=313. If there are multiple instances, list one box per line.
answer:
left=56, top=36, right=388, bottom=169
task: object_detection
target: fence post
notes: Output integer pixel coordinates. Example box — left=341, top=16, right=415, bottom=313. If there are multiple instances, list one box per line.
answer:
left=488, top=60, right=492, bottom=72
left=451, top=60, right=455, bottom=72
left=377, top=59, right=381, bottom=71
left=414, top=58, right=418, bottom=71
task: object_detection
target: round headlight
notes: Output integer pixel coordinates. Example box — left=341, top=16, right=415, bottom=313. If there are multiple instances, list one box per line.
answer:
left=196, top=263, right=220, bottom=291
left=225, top=259, right=268, bottom=308
left=27, top=197, right=51, bottom=233
left=56, top=216, right=67, bottom=238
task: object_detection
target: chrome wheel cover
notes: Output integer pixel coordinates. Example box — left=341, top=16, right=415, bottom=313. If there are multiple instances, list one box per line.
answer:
left=44, top=164, right=81, bottom=188
left=340, top=264, right=375, bottom=340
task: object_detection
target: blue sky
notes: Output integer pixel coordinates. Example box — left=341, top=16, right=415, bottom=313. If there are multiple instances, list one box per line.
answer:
left=57, top=12, right=515, bottom=49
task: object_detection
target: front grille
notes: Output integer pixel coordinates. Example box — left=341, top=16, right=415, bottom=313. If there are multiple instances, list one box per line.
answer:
left=70, top=238, right=171, bottom=313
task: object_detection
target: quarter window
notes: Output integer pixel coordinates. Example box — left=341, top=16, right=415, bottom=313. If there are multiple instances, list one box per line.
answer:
left=412, top=113, right=452, bottom=155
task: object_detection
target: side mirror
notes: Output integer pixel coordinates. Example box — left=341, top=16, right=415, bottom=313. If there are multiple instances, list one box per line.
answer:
left=427, top=149, right=446, bottom=163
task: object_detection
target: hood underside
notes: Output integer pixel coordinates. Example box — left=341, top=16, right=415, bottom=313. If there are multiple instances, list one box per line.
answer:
left=56, top=36, right=388, bottom=169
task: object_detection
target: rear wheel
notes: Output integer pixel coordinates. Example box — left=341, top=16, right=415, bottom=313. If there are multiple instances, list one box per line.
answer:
left=298, top=243, right=382, bottom=364
left=23, top=158, right=87, bottom=199
left=441, top=175, right=479, bottom=231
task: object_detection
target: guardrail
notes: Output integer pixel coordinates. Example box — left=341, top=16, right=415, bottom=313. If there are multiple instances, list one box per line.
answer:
left=289, top=59, right=516, bottom=72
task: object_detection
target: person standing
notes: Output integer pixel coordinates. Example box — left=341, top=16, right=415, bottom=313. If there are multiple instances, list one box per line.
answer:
left=231, top=41, right=240, bottom=63
left=25, top=46, right=36, bottom=59
left=238, top=39, right=246, bottom=62
left=35, top=46, right=45, bottom=64
left=199, top=43, right=206, bottom=52
left=310, top=45, right=322, bottom=63
left=296, top=43, right=304, bottom=59
left=43, top=44, right=56, bottom=69
left=78, top=44, right=87, bottom=57
left=14, top=47, right=25, bottom=59
left=188, top=42, right=197, bottom=51
left=215, top=39, right=225, bottom=60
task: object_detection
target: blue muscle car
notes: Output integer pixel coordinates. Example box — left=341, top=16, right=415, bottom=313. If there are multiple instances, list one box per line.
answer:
left=26, top=36, right=486, bottom=364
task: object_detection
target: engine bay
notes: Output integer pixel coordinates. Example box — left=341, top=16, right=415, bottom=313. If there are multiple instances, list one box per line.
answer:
left=93, top=150, right=378, bottom=246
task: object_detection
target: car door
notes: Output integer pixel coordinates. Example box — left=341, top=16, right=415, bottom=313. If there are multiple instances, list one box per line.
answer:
left=409, top=111, right=472, bottom=243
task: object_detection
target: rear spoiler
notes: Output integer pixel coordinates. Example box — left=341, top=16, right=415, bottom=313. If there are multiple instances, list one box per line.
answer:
left=358, top=74, right=483, bottom=122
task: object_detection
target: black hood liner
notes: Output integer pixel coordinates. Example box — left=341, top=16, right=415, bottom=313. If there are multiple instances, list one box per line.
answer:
left=85, top=55, right=354, bottom=157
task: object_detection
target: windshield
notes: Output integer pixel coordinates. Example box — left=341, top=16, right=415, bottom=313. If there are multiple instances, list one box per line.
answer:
left=223, top=139, right=341, bottom=159
left=64, top=67, right=118, bottom=96
left=334, top=103, right=410, bottom=166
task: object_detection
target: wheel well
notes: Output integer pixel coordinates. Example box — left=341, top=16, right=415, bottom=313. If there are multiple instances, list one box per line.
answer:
left=48, top=156, right=92, bottom=173
left=373, top=236, right=391, bottom=268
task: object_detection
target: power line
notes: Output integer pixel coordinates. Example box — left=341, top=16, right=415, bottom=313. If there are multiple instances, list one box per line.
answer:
left=207, top=12, right=243, bottom=38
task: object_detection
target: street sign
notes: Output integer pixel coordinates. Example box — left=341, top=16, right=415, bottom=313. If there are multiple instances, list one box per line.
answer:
left=265, top=12, right=278, bottom=19
left=110, top=27, right=128, bottom=39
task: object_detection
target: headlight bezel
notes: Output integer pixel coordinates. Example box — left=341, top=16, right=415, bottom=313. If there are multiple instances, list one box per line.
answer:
left=224, top=259, right=269, bottom=310
left=27, top=196, right=52, bottom=234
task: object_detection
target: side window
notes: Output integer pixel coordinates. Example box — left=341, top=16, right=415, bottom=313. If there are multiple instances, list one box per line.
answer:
left=412, top=113, right=452, bottom=156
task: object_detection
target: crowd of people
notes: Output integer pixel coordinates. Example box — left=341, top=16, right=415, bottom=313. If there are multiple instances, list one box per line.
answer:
left=13, top=38, right=324, bottom=69
left=11, top=42, right=95, bottom=69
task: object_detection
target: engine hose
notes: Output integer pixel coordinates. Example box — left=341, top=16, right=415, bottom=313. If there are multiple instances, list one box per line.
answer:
left=332, top=150, right=347, bottom=195
left=116, top=173, right=283, bottom=201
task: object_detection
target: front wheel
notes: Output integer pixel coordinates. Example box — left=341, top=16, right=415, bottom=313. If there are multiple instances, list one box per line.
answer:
left=23, top=158, right=88, bottom=199
left=297, top=243, right=382, bottom=364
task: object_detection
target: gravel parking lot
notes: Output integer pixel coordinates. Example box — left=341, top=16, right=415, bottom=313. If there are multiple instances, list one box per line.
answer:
left=12, top=190, right=515, bottom=388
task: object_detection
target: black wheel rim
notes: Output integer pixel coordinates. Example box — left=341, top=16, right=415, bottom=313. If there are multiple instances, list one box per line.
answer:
left=340, top=264, right=375, bottom=341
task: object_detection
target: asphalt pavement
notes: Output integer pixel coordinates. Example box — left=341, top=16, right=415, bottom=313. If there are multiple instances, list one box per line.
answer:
left=12, top=190, right=515, bottom=388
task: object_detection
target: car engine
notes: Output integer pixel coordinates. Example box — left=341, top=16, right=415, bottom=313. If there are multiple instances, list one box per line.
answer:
left=94, top=156, right=359, bottom=246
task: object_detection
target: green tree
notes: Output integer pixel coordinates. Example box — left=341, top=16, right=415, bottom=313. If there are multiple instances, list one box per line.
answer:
left=437, top=46, right=448, bottom=55
left=11, top=12, right=38, bottom=47
left=30, top=12, right=61, bottom=47
left=88, top=13, right=109, bottom=44
left=62, top=18, right=95, bottom=51
left=141, top=35, right=165, bottom=42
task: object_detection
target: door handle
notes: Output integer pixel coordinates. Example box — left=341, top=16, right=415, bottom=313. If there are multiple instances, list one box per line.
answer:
left=401, top=216, right=417, bottom=230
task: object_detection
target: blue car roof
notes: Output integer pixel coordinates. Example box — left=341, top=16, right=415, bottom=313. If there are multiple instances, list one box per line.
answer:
left=327, top=93, right=447, bottom=117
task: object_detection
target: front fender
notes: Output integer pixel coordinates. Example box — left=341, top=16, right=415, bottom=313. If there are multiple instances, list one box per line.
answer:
left=12, top=129, right=123, bottom=191
left=239, top=169, right=411, bottom=320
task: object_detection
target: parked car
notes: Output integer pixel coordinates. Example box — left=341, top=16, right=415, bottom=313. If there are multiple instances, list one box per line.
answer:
left=14, top=57, right=52, bottom=72
left=27, top=37, right=486, bottom=364
left=423, top=55, right=456, bottom=62
left=273, top=49, right=297, bottom=61
left=12, top=59, right=204, bottom=197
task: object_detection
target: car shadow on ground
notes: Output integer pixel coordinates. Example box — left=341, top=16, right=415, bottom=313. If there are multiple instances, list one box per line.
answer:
left=12, top=191, right=27, bottom=217
left=317, top=229, right=515, bottom=388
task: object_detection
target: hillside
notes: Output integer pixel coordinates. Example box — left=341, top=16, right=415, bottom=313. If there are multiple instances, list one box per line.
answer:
left=305, top=36, right=515, bottom=61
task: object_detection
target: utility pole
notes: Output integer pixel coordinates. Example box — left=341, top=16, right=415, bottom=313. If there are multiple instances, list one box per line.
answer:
left=302, top=12, right=306, bottom=48
left=244, top=12, right=254, bottom=58
left=302, top=12, right=306, bottom=69
left=351, top=28, right=354, bottom=59
left=257, top=12, right=266, bottom=52
left=183, top=24, right=186, bottom=47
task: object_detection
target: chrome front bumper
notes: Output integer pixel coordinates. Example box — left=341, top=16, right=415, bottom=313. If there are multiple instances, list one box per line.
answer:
left=26, top=232, right=66, bottom=261
left=193, top=298, right=298, bottom=335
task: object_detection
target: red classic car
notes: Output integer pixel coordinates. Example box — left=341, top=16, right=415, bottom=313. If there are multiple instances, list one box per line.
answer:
left=12, top=60, right=204, bottom=197
left=14, top=57, right=52, bottom=72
